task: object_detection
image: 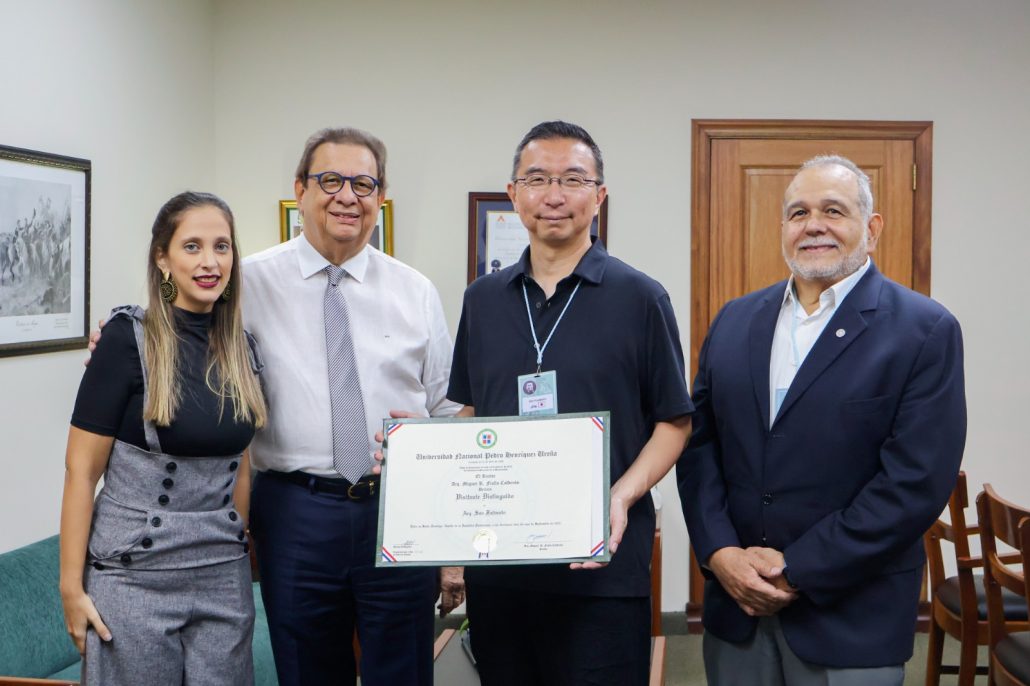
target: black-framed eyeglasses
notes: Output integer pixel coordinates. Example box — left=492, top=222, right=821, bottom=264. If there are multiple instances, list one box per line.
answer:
left=513, top=174, right=601, bottom=190
left=306, top=171, right=380, bottom=197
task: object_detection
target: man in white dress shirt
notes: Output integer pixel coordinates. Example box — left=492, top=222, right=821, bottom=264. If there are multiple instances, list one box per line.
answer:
left=243, top=127, right=460, bottom=686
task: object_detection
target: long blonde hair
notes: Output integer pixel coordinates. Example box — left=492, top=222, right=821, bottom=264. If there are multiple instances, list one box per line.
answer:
left=143, top=191, right=266, bottom=429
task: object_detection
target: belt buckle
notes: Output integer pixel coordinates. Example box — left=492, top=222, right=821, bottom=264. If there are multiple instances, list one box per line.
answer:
left=347, top=479, right=376, bottom=501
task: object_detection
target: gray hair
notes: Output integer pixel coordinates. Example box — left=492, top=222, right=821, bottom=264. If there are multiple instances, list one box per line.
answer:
left=789, top=154, right=873, bottom=221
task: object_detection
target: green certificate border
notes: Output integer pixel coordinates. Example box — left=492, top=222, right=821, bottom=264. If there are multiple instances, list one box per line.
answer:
left=375, top=411, right=611, bottom=567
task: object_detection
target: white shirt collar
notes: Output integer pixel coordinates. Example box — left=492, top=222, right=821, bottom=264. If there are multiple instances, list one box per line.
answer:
left=781, top=257, right=872, bottom=313
left=296, top=232, right=369, bottom=283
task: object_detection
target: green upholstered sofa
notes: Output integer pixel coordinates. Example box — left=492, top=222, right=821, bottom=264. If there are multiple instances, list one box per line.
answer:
left=0, top=535, right=278, bottom=685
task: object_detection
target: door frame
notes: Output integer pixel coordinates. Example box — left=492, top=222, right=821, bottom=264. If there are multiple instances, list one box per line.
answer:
left=686, top=119, right=933, bottom=626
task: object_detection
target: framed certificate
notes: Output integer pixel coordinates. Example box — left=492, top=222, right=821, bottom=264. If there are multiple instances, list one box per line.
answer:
left=466, top=192, right=608, bottom=284
left=377, top=412, right=611, bottom=567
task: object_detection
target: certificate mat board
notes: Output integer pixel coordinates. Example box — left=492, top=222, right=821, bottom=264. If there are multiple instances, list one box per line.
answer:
left=376, top=412, right=610, bottom=567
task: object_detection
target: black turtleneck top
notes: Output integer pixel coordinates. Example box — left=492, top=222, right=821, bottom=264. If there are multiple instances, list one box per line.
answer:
left=71, top=308, right=257, bottom=456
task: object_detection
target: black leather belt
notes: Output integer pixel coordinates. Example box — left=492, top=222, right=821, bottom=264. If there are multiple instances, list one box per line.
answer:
left=264, top=470, right=379, bottom=501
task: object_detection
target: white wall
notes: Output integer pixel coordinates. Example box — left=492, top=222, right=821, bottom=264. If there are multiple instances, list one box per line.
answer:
left=0, top=0, right=215, bottom=549
left=211, top=0, right=1030, bottom=611
left=2, top=0, right=1028, bottom=614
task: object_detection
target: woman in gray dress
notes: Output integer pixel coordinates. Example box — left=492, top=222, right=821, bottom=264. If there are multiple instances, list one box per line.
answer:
left=58, top=191, right=267, bottom=685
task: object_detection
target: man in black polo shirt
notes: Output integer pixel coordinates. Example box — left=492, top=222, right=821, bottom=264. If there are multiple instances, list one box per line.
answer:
left=447, top=121, right=694, bottom=686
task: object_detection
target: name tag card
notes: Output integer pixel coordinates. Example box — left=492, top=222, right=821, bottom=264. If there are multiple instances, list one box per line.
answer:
left=518, top=370, right=558, bottom=416
left=376, top=412, right=610, bottom=567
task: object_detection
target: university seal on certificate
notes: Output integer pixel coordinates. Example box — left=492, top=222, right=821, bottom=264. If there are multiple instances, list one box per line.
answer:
left=376, top=412, right=610, bottom=566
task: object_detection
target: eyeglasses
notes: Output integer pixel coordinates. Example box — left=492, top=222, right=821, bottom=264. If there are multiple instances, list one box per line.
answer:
left=306, top=171, right=380, bottom=197
left=513, top=174, right=601, bottom=191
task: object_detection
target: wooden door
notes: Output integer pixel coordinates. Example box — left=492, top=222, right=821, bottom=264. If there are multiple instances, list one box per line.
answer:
left=687, top=120, right=933, bottom=628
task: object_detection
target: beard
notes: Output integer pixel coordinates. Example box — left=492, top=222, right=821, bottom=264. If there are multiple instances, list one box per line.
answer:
left=784, top=231, right=868, bottom=283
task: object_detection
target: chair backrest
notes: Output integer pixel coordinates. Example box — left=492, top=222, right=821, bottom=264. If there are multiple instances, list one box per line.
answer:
left=976, top=484, right=1030, bottom=650
left=0, top=535, right=81, bottom=677
left=925, top=471, right=979, bottom=593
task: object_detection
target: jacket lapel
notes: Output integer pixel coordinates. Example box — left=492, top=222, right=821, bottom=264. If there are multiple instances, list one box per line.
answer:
left=771, top=265, right=884, bottom=426
left=749, top=285, right=783, bottom=430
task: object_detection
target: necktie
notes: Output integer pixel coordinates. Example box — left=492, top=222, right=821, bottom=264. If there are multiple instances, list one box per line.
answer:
left=324, top=265, right=370, bottom=482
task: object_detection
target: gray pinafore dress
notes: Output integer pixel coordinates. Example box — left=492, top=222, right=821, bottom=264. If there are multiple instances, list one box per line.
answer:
left=82, top=306, right=256, bottom=686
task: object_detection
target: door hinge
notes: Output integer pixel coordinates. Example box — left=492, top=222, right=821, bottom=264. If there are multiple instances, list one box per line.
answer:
left=912, top=164, right=917, bottom=191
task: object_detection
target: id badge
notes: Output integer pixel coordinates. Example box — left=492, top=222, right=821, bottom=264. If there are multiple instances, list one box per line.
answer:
left=518, top=370, right=558, bottom=416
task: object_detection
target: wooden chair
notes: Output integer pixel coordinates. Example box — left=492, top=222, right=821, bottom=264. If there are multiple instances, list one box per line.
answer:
left=976, top=483, right=1030, bottom=686
left=924, top=472, right=1029, bottom=685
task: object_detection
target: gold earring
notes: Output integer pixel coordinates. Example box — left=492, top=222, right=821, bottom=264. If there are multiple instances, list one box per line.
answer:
left=221, top=280, right=231, bottom=301
left=160, top=271, right=178, bottom=303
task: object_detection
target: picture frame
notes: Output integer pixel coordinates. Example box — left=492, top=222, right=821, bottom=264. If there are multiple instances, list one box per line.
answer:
left=467, top=192, right=608, bottom=284
left=278, top=199, right=301, bottom=242
left=0, top=144, right=90, bottom=357
left=279, top=198, right=394, bottom=256
left=373, top=199, right=394, bottom=256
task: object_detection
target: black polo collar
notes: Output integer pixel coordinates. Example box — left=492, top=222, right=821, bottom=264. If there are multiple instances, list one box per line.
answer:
left=506, top=236, right=609, bottom=287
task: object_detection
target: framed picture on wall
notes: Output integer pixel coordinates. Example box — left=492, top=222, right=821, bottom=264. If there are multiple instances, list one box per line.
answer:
left=279, top=200, right=302, bottom=242
left=279, top=198, right=394, bottom=257
left=371, top=199, right=393, bottom=256
left=467, top=192, right=608, bottom=284
left=0, top=144, right=90, bottom=357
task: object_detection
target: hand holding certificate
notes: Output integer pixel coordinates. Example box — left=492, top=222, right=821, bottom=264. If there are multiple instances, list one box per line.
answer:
left=376, top=413, right=610, bottom=567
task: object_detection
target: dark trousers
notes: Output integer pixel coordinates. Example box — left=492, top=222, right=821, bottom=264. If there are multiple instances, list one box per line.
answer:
left=466, top=581, right=651, bottom=686
left=251, top=471, right=437, bottom=686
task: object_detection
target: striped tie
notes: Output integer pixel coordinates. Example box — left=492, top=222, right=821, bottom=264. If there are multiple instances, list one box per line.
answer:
left=324, top=265, right=370, bottom=482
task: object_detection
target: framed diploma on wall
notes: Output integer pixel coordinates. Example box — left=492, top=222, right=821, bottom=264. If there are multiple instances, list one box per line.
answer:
left=467, top=192, right=608, bottom=285
left=280, top=198, right=394, bottom=256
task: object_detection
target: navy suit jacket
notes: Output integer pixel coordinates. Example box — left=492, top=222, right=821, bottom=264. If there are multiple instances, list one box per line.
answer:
left=677, top=263, right=966, bottom=668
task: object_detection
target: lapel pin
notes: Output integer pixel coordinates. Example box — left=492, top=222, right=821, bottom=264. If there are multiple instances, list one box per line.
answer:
left=835, top=328, right=846, bottom=338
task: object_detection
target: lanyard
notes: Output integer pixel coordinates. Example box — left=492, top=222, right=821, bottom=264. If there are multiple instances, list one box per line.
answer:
left=521, top=277, right=582, bottom=373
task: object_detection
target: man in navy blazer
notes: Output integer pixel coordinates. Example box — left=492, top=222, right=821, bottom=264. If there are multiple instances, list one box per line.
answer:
left=678, top=155, right=965, bottom=685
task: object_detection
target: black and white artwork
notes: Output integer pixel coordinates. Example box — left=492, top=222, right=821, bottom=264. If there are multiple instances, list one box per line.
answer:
left=0, top=145, right=89, bottom=357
